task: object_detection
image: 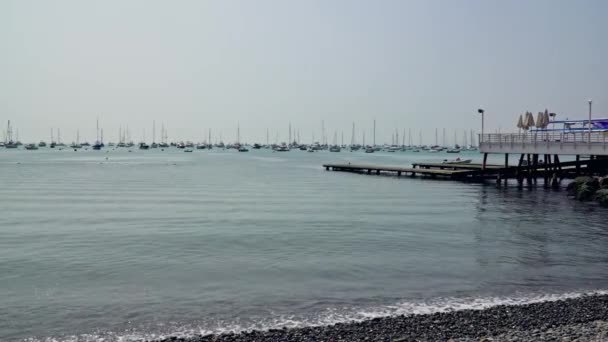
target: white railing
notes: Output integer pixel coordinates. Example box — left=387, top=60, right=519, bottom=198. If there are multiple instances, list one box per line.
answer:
left=480, top=131, right=608, bottom=148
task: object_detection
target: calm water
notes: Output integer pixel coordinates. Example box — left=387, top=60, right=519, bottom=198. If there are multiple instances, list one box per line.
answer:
left=1, top=148, right=607, bottom=341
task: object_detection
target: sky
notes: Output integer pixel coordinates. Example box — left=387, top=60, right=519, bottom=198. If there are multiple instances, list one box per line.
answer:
left=1, top=0, right=607, bottom=144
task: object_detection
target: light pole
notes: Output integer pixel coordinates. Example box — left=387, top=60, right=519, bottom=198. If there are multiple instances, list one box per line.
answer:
left=588, top=99, right=592, bottom=144
left=477, top=108, right=485, bottom=144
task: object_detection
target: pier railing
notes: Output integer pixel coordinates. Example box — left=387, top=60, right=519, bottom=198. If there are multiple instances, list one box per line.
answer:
left=479, top=131, right=608, bottom=155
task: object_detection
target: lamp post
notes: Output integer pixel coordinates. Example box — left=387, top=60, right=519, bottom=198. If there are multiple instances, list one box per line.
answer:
left=478, top=108, right=485, bottom=144
left=588, top=99, right=592, bottom=144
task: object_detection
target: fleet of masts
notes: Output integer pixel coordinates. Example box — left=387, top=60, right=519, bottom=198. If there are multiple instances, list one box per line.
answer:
left=1, top=119, right=479, bottom=152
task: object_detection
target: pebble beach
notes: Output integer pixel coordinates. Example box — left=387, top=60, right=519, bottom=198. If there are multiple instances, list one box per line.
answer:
left=157, top=294, right=608, bottom=342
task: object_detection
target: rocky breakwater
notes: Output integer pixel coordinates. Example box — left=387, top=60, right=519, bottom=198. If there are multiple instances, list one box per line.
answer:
left=567, top=176, right=608, bottom=207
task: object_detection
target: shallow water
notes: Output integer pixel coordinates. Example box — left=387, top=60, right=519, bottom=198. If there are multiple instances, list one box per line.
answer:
left=1, top=148, right=607, bottom=341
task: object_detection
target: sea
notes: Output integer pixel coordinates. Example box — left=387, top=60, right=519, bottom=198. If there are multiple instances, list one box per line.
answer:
left=1, top=147, right=607, bottom=341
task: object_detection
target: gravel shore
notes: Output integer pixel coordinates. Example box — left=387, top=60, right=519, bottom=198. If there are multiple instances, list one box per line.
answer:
left=156, top=294, right=608, bottom=341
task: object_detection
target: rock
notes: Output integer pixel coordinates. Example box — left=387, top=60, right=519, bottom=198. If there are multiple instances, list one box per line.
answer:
left=577, top=184, right=597, bottom=201
left=568, top=177, right=600, bottom=201
left=595, top=189, right=608, bottom=207
left=600, top=177, right=608, bottom=190
left=567, top=176, right=595, bottom=196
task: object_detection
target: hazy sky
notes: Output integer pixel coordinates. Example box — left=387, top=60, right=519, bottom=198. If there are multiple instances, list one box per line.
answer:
left=1, top=0, right=606, bottom=144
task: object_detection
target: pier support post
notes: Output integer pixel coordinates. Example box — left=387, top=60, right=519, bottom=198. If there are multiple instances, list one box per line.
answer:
left=397, top=171, right=401, bottom=177
left=576, top=155, right=580, bottom=176
left=526, top=154, right=532, bottom=185
left=503, top=154, right=509, bottom=187
left=482, top=153, right=488, bottom=170
left=551, top=172, right=560, bottom=189
left=532, top=154, right=539, bottom=185
left=376, top=169, right=380, bottom=175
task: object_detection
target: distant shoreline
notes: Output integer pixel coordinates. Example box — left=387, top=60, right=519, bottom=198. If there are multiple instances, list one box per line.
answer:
left=157, top=294, right=608, bottom=341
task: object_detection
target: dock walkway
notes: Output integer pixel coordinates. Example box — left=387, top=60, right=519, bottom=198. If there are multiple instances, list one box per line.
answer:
left=322, top=163, right=479, bottom=179
left=323, top=157, right=608, bottom=184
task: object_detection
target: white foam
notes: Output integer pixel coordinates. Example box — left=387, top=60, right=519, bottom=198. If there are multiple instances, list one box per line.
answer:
left=23, top=289, right=608, bottom=342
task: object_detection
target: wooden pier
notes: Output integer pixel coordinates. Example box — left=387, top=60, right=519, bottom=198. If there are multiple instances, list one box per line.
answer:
left=323, top=157, right=608, bottom=186
left=323, top=163, right=485, bottom=180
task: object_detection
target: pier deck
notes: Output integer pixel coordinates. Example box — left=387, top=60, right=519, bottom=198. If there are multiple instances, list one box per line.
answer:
left=323, top=157, right=608, bottom=184
left=412, top=162, right=501, bottom=170
left=322, top=163, right=479, bottom=179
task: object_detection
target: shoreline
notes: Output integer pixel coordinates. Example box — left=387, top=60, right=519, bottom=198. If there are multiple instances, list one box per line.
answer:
left=157, top=294, right=608, bottom=341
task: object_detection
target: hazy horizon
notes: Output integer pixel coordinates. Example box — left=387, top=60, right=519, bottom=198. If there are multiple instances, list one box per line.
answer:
left=1, top=0, right=607, bottom=144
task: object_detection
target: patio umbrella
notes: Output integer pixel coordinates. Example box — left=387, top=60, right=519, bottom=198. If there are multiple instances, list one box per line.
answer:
left=526, top=111, right=536, bottom=128
left=517, top=114, right=524, bottom=133
left=537, top=112, right=545, bottom=129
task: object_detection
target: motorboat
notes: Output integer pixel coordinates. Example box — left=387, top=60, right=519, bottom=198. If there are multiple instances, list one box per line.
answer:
left=442, top=158, right=472, bottom=164
left=25, top=143, right=38, bottom=150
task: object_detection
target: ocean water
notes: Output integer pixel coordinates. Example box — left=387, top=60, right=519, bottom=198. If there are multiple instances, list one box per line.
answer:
left=1, top=148, right=607, bottom=341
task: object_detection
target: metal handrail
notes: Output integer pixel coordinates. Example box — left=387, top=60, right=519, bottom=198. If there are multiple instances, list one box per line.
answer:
left=480, top=131, right=608, bottom=146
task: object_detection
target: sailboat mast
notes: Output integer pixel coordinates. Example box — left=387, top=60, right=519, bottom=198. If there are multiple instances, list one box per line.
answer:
left=373, top=119, right=376, bottom=147
left=408, top=128, right=412, bottom=146
left=153, top=121, right=156, bottom=144
left=395, top=128, right=399, bottom=146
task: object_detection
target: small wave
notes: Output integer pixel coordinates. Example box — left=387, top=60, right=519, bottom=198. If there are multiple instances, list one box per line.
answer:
left=23, top=289, right=608, bottom=342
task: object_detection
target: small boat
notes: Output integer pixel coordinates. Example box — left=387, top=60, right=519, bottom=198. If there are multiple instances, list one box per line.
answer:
left=329, top=145, right=341, bottom=152
left=184, top=148, right=193, bottom=152
left=238, top=146, right=249, bottom=152
left=365, top=147, right=374, bottom=153
left=275, top=144, right=289, bottom=152
left=307, top=147, right=315, bottom=152
left=196, top=144, right=206, bottom=149
left=442, top=158, right=472, bottom=164
left=446, top=148, right=461, bottom=153
left=139, top=142, right=150, bottom=150
left=253, top=143, right=262, bottom=149
left=38, top=141, right=47, bottom=147
left=25, top=143, right=38, bottom=150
